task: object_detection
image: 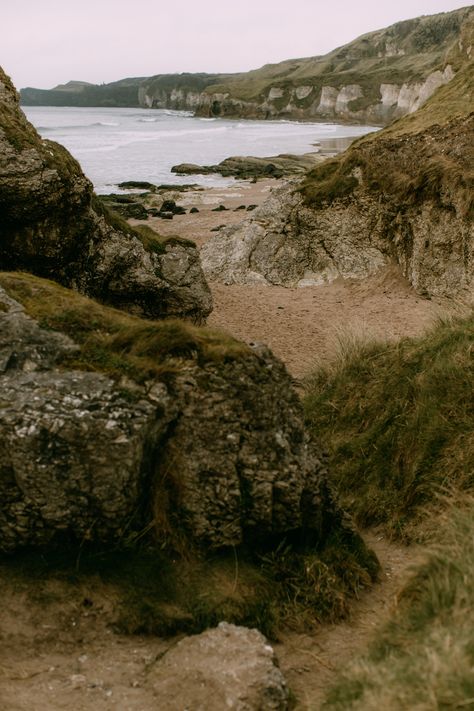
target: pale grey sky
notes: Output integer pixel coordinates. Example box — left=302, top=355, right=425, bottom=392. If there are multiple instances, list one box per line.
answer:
left=3, top=0, right=471, bottom=89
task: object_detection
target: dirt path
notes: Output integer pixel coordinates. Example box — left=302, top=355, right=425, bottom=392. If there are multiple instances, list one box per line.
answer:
left=275, top=532, right=422, bottom=710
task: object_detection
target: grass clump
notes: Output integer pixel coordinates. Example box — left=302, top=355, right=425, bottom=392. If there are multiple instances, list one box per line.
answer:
left=0, top=271, right=247, bottom=383
left=322, top=500, right=474, bottom=710
left=304, top=314, right=474, bottom=539
left=300, top=154, right=363, bottom=207
left=0, top=523, right=378, bottom=640
left=133, top=224, right=196, bottom=255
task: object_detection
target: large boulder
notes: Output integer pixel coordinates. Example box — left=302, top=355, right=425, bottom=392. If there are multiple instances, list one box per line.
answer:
left=0, top=67, right=212, bottom=323
left=149, top=622, right=289, bottom=711
left=0, top=277, right=331, bottom=552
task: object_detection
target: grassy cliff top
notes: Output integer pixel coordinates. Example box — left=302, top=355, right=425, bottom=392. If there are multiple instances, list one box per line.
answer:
left=203, top=6, right=473, bottom=100
left=299, top=60, right=474, bottom=213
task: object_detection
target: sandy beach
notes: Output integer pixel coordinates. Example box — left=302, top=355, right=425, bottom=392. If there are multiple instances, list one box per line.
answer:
left=134, top=178, right=448, bottom=379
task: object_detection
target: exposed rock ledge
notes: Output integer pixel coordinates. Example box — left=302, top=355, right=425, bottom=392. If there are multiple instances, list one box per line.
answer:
left=172, top=152, right=326, bottom=180
left=0, top=67, right=211, bottom=323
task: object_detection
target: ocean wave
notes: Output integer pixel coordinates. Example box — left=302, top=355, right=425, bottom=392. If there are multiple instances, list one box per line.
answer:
left=38, top=121, right=121, bottom=131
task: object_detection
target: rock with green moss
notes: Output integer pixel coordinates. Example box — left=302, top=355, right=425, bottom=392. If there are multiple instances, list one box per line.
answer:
left=0, top=274, right=370, bottom=563
left=0, top=67, right=212, bottom=323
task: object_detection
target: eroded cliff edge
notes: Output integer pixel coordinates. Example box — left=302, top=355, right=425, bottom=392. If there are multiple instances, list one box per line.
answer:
left=202, top=64, right=474, bottom=301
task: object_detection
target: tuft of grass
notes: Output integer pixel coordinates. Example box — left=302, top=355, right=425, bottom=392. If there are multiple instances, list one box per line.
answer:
left=304, top=313, right=474, bottom=539
left=322, top=499, right=474, bottom=710
left=133, top=224, right=196, bottom=255
left=0, top=271, right=248, bottom=383
left=0, top=525, right=378, bottom=640
left=299, top=154, right=363, bottom=207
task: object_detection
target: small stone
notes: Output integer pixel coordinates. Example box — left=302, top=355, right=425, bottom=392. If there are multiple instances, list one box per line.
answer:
left=70, top=674, right=87, bottom=688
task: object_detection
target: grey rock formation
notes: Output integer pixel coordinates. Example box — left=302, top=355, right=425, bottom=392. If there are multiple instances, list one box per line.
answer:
left=0, top=67, right=212, bottom=323
left=172, top=152, right=325, bottom=180
left=202, top=115, right=474, bottom=300
left=0, top=283, right=331, bottom=552
left=149, top=622, right=289, bottom=711
left=201, top=181, right=389, bottom=287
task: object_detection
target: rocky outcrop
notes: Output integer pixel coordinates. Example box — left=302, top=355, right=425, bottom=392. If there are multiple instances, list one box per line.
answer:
left=0, top=278, right=337, bottom=552
left=0, top=67, right=212, bottom=323
left=202, top=113, right=474, bottom=300
left=172, top=152, right=325, bottom=180
left=201, top=181, right=389, bottom=287
left=149, top=622, right=289, bottom=710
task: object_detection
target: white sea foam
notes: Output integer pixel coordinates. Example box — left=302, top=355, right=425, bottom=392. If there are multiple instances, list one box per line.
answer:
left=23, top=106, right=377, bottom=194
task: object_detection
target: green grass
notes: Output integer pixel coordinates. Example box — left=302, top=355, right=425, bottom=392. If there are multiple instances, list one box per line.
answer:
left=322, top=500, right=474, bottom=709
left=0, top=271, right=248, bottom=383
left=304, top=314, right=474, bottom=540
left=300, top=61, right=474, bottom=215
left=202, top=8, right=472, bottom=102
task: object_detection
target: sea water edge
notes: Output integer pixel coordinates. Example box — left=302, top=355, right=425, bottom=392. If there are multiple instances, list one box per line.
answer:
left=23, top=105, right=378, bottom=193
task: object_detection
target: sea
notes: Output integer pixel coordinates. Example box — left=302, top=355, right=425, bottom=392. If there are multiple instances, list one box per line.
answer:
left=23, top=106, right=378, bottom=194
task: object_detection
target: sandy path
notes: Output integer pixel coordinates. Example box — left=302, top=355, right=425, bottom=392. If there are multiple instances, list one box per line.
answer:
left=275, top=533, right=422, bottom=710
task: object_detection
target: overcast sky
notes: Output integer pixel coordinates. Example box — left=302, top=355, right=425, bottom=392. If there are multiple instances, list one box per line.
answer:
left=3, top=0, right=471, bottom=89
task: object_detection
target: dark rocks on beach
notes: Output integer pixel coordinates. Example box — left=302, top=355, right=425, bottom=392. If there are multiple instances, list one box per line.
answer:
left=172, top=152, right=324, bottom=180
left=212, top=204, right=228, bottom=212
left=247, top=204, right=258, bottom=211
left=190, top=207, right=200, bottom=213
left=101, top=197, right=149, bottom=220
left=234, top=205, right=247, bottom=211
left=117, top=180, right=157, bottom=191
left=160, top=200, right=186, bottom=215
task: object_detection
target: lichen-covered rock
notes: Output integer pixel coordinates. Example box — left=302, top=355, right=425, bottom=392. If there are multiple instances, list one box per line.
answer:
left=0, top=66, right=212, bottom=323
left=158, top=343, right=327, bottom=548
left=0, top=281, right=330, bottom=552
left=149, top=622, right=289, bottom=711
left=202, top=114, right=474, bottom=300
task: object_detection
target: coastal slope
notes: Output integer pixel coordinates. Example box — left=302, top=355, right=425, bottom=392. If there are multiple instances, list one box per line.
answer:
left=201, top=60, right=474, bottom=301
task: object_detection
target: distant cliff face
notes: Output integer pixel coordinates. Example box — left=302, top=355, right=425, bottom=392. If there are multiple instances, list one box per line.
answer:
left=20, top=8, right=473, bottom=127
left=0, top=67, right=212, bottom=323
left=138, top=7, right=473, bottom=125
